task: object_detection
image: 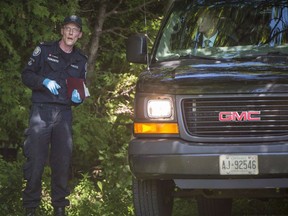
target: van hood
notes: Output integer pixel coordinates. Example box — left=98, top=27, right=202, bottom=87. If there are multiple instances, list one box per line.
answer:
left=136, top=60, right=288, bottom=94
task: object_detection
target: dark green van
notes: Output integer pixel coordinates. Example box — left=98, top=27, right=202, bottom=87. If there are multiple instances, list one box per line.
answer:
left=127, top=1, right=288, bottom=215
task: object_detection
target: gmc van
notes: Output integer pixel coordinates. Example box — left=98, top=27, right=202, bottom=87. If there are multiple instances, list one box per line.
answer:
left=127, top=1, right=288, bottom=215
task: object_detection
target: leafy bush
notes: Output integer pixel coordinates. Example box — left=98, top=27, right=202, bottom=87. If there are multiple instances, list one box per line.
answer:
left=0, top=155, right=55, bottom=216
left=0, top=156, right=23, bottom=215
left=69, top=72, right=136, bottom=215
left=69, top=174, right=103, bottom=215
left=0, top=1, right=159, bottom=215
left=69, top=173, right=133, bottom=216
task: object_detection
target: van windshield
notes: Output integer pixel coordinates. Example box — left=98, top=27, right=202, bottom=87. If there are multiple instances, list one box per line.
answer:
left=155, top=0, right=288, bottom=62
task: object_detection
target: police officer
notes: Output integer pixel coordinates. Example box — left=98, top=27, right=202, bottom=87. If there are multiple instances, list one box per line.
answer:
left=21, top=15, right=88, bottom=216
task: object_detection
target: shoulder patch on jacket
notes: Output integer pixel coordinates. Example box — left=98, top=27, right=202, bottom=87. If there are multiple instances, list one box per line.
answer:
left=32, top=46, right=41, bottom=56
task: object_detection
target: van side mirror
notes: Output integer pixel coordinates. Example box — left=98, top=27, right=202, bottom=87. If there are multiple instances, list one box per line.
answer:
left=126, top=34, right=147, bottom=64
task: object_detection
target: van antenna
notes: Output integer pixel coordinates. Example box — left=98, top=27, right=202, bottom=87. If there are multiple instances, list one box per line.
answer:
left=144, top=0, right=150, bottom=71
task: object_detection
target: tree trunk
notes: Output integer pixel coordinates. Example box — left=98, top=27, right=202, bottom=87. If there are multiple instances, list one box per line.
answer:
left=165, top=0, right=174, bottom=13
left=86, top=2, right=107, bottom=84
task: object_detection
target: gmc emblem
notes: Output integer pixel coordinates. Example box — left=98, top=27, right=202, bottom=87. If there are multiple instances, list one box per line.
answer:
left=219, top=111, right=261, bottom=122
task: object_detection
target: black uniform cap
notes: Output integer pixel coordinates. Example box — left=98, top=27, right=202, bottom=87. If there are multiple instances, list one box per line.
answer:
left=63, top=15, right=82, bottom=29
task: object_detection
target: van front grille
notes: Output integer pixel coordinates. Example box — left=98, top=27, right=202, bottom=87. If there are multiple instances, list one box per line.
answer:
left=182, top=96, right=288, bottom=137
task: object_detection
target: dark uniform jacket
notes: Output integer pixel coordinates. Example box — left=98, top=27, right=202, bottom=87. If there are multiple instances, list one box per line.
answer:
left=22, top=41, right=87, bottom=106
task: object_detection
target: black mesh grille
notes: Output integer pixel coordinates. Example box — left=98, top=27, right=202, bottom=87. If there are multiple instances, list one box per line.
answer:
left=182, top=96, right=288, bottom=137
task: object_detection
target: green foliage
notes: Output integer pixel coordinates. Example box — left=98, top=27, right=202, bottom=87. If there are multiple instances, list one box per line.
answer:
left=0, top=156, right=23, bottom=215
left=69, top=174, right=104, bottom=215
left=173, top=198, right=198, bottom=215
left=71, top=72, right=136, bottom=172
left=70, top=72, right=136, bottom=215
left=0, top=0, right=164, bottom=215
left=69, top=172, right=133, bottom=216
left=0, top=154, right=67, bottom=216
left=0, top=55, right=28, bottom=147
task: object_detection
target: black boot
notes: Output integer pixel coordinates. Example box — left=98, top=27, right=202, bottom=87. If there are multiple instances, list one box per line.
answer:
left=25, top=208, right=36, bottom=216
left=54, top=207, right=66, bottom=216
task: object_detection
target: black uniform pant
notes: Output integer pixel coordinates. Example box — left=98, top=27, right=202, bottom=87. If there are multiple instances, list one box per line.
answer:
left=23, top=103, right=73, bottom=208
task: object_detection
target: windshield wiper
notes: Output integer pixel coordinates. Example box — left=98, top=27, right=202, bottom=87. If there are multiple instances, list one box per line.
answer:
left=178, top=54, right=218, bottom=60
left=265, top=51, right=288, bottom=56
left=157, top=53, right=218, bottom=62
left=232, top=52, right=288, bottom=64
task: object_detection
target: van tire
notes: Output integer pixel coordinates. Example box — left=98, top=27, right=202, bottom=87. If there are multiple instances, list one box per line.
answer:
left=133, top=178, right=174, bottom=216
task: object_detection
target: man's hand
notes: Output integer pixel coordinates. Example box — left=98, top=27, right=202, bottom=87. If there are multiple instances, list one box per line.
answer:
left=71, top=89, right=82, bottom=103
left=43, top=78, right=61, bottom=95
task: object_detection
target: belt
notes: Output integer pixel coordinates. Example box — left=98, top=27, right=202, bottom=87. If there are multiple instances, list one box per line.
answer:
left=33, top=103, right=71, bottom=109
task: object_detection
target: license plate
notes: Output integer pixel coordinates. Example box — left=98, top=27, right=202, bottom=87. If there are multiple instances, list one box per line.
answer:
left=219, top=155, right=259, bottom=175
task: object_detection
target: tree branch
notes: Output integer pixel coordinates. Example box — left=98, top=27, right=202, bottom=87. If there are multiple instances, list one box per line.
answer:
left=103, top=28, right=128, bottom=39
left=105, top=0, right=158, bottom=18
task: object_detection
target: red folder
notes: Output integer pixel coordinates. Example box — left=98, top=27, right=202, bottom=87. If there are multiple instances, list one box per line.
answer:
left=66, top=77, right=85, bottom=100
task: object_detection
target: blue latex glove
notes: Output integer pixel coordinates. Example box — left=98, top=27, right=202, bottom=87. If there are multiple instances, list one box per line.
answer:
left=71, top=89, right=82, bottom=103
left=43, top=78, right=61, bottom=95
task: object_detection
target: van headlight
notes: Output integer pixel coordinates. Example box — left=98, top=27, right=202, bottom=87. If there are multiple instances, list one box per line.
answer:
left=147, top=98, right=173, bottom=119
left=134, top=96, right=178, bottom=134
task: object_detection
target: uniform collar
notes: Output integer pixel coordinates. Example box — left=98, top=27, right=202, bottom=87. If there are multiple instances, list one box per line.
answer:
left=52, top=40, right=81, bottom=62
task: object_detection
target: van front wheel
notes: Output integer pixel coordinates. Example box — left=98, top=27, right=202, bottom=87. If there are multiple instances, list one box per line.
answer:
left=133, top=178, right=174, bottom=216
